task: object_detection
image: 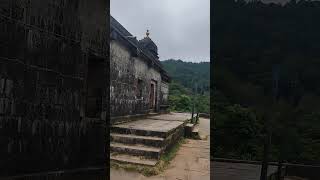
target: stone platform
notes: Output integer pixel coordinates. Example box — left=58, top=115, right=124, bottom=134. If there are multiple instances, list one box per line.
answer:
left=110, top=113, right=190, bottom=166
left=148, top=112, right=191, bottom=122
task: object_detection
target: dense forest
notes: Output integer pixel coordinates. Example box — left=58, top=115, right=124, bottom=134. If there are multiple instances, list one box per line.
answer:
left=161, top=59, right=210, bottom=114
left=213, top=0, right=320, bottom=164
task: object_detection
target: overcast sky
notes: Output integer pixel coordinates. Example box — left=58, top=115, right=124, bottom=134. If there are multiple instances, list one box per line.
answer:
left=111, top=0, right=210, bottom=62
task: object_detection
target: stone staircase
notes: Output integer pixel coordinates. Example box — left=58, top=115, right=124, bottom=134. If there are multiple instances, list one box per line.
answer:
left=110, top=119, right=185, bottom=166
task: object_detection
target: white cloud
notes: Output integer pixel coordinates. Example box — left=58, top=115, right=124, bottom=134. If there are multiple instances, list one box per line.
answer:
left=111, top=0, right=210, bottom=62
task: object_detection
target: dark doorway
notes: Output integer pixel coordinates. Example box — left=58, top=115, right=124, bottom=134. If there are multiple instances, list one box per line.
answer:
left=150, top=83, right=155, bottom=109
left=86, top=56, right=105, bottom=118
left=136, top=79, right=143, bottom=98
left=150, top=80, right=157, bottom=110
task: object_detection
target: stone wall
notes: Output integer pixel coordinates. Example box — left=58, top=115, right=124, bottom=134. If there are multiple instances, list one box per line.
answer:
left=160, top=81, right=169, bottom=105
left=110, top=40, right=162, bottom=119
left=0, top=0, right=107, bottom=177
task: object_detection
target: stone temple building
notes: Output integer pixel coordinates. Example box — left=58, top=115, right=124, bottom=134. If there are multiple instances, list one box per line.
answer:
left=110, top=16, right=171, bottom=124
left=109, top=16, right=188, bottom=167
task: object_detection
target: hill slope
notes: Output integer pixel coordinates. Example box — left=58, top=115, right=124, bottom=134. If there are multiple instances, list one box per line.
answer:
left=161, top=59, right=210, bottom=113
left=161, top=59, right=210, bottom=94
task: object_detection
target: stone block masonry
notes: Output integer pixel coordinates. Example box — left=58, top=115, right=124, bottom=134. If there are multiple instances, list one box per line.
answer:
left=0, top=0, right=108, bottom=177
left=110, top=41, right=162, bottom=117
left=110, top=16, right=171, bottom=123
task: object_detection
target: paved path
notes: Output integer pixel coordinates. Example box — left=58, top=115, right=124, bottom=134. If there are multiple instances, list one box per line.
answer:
left=110, top=116, right=210, bottom=180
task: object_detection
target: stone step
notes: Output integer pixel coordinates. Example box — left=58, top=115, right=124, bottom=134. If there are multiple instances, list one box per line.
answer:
left=110, top=153, right=158, bottom=166
left=111, top=126, right=167, bottom=138
left=111, top=119, right=185, bottom=138
left=192, top=126, right=199, bottom=134
left=110, top=142, right=162, bottom=159
left=185, top=123, right=195, bottom=138
left=192, top=126, right=200, bottom=139
left=148, top=112, right=158, bottom=116
left=111, top=133, right=164, bottom=147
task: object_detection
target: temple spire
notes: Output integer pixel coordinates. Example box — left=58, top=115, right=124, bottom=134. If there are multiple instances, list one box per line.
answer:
left=146, top=29, right=150, bottom=37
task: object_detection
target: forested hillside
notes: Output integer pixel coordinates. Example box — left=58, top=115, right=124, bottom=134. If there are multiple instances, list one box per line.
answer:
left=161, top=59, right=210, bottom=114
left=213, top=0, right=320, bottom=164
left=162, top=59, right=210, bottom=93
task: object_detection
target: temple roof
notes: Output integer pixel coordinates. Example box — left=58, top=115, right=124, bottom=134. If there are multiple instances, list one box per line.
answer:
left=110, top=15, right=170, bottom=82
left=139, top=35, right=158, bottom=58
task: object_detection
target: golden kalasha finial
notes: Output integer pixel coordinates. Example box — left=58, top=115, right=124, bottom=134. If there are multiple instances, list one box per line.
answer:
left=146, top=29, right=150, bottom=37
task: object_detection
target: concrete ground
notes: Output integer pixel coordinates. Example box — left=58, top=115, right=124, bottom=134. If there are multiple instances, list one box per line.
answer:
left=110, top=116, right=210, bottom=180
left=112, top=119, right=185, bottom=133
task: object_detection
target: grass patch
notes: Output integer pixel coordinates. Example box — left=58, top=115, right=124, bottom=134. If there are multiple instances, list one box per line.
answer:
left=161, top=138, right=186, bottom=163
left=110, top=161, right=155, bottom=176
left=110, top=138, right=186, bottom=177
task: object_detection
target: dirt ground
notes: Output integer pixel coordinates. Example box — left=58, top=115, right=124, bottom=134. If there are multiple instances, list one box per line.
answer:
left=110, top=118, right=210, bottom=180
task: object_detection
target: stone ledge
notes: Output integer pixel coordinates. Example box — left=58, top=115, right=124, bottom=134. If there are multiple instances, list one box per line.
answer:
left=110, top=142, right=162, bottom=159
left=110, top=153, right=158, bottom=166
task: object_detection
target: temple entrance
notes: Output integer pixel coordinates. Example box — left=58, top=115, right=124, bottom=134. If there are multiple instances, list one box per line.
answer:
left=86, top=55, right=105, bottom=118
left=150, top=80, right=157, bottom=110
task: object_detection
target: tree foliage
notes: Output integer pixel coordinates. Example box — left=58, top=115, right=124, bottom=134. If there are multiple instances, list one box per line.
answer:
left=213, top=0, right=320, bottom=164
left=161, top=60, right=210, bottom=114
